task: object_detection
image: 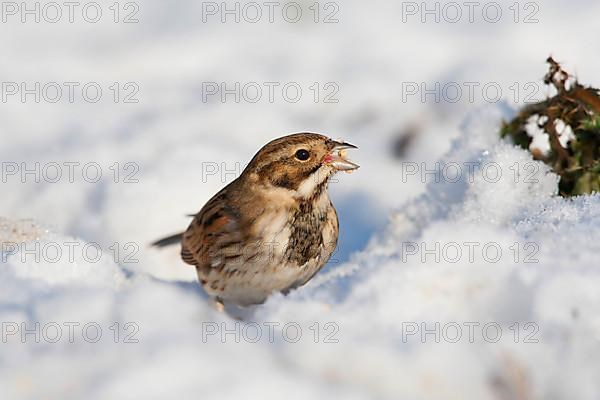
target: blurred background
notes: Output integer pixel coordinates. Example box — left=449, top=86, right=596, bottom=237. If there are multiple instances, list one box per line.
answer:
left=1, top=1, right=600, bottom=399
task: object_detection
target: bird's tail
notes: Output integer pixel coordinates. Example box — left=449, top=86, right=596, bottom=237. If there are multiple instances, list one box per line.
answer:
left=151, top=232, right=184, bottom=247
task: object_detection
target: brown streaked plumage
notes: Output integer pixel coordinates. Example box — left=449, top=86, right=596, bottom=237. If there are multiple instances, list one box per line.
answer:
left=152, top=132, right=359, bottom=306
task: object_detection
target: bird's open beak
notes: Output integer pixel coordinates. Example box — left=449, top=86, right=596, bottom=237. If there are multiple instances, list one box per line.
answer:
left=324, top=141, right=360, bottom=171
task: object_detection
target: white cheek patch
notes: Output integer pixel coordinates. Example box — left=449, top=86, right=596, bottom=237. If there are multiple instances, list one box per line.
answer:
left=296, top=167, right=331, bottom=198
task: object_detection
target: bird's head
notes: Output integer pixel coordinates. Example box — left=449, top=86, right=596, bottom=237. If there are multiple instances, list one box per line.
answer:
left=244, top=132, right=359, bottom=199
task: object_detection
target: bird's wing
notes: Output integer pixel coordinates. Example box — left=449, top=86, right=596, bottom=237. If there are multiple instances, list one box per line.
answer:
left=181, top=191, right=244, bottom=273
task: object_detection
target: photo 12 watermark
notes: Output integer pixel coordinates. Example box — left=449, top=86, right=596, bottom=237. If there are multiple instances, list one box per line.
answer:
left=401, top=241, right=540, bottom=264
left=198, top=161, right=344, bottom=185
left=1, top=161, right=140, bottom=184
left=401, top=321, right=540, bottom=343
left=401, top=2, right=540, bottom=24
left=400, top=81, right=548, bottom=105
left=201, top=81, right=339, bottom=104
left=0, top=2, right=140, bottom=23
left=1, top=82, right=140, bottom=104
left=399, top=160, right=544, bottom=185
left=2, top=321, right=139, bottom=344
left=1, top=241, right=140, bottom=265
left=201, top=321, right=339, bottom=343
left=201, top=1, right=339, bottom=24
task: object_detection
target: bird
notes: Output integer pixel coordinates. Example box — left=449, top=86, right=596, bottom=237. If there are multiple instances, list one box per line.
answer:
left=152, top=132, right=359, bottom=306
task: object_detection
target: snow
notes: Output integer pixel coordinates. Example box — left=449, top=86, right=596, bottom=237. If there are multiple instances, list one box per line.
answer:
left=2, top=0, right=600, bottom=399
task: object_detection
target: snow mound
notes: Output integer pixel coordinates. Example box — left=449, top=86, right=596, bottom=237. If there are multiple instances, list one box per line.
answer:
left=1, top=218, right=126, bottom=288
left=2, top=110, right=600, bottom=399
left=255, top=105, right=600, bottom=399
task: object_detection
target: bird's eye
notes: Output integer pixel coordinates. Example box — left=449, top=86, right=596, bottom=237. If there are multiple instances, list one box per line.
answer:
left=295, top=149, right=310, bottom=161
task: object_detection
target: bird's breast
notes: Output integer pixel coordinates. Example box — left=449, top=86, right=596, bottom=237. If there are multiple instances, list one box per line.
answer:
left=247, top=190, right=336, bottom=265
left=206, top=191, right=338, bottom=305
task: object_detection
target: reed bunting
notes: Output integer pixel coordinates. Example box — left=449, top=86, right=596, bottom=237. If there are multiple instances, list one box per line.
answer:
left=152, top=133, right=359, bottom=306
